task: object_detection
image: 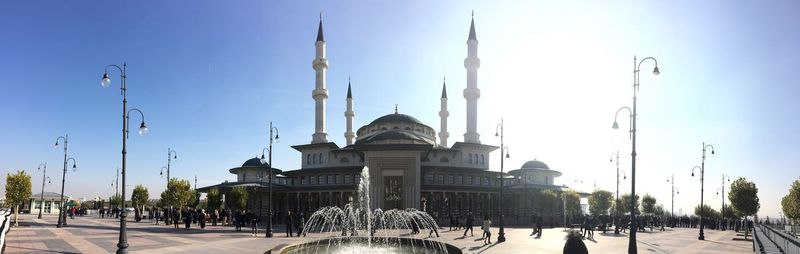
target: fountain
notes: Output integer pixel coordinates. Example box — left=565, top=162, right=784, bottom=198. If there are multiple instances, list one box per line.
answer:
left=279, top=167, right=462, bottom=254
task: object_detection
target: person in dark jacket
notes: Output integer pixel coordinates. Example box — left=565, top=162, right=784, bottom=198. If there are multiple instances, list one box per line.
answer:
left=284, top=210, right=294, bottom=237
left=463, top=212, right=474, bottom=237
left=563, top=230, right=588, bottom=254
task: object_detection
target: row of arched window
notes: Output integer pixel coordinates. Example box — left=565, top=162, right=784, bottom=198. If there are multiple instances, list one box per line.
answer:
left=306, top=153, right=325, bottom=165
left=467, top=153, right=485, bottom=165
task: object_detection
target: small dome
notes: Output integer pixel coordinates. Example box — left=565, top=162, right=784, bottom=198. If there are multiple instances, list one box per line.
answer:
left=369, top=113, right=424, bottom=126
left=521, top=160, right=549, bottom=170
left=242, top=157, right=269, bottom=168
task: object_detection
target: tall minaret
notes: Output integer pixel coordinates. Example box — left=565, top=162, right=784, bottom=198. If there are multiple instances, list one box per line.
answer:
left=312, top=15, right=329, bottom=144
left=344, top=78, right=355, bottom=145
left=463, top=13, right=481, bottom=144
left=439, top=77, right=449, bottom=147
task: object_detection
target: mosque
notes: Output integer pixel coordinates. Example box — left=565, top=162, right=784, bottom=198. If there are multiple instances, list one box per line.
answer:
left=198, top=15, right=567, bottom=225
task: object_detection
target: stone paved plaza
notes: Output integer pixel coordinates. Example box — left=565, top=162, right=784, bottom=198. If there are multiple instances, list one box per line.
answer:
left=5, top=214, right=753, bottom=253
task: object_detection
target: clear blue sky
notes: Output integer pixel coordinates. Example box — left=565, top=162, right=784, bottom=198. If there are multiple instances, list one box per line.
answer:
left=1, top=0, right=798, bottom=219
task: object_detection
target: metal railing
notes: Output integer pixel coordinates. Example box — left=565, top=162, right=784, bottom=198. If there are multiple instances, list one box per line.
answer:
left=760, top=223, right=800, bottom=254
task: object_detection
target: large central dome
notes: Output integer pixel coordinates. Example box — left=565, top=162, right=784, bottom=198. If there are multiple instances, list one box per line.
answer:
left=355, top=113, right=436, bottom=145
left=369, top=113, right=424, bottom=126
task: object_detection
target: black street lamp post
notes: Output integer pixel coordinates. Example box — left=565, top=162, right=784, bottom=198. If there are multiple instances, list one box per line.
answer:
left=54, top=135, right=77, bottom=228
left=261, top=122, right=279, bottom=237
left=495, top=119, right=510, bottom=243
left=37, top=163, right=51, bottom=219
left=612, top=55, right=659, bottom=254
left=667, top=175, right=678, bottom=219
left=160, top=149, right=178, bottom=189
left=690, top=142, right=714, bottom=240
left=716, top=174, right=730, bottom=222
left=611, top=152, right=626, bottom=234
left=101, top=63, right=148, bottom=254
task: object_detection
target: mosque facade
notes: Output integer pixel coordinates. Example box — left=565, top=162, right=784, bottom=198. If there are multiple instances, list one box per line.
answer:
left=198, top=15, right=567, bottom=225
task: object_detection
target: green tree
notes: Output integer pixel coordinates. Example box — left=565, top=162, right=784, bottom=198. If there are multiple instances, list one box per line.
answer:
left=722, top=204, right=740, bottom=219
left=131, top=185, right=149, bottom=211
left=206, top=188, right=222, bottom=211
left=229, top=186, right=249, bottom=210
left=588, top=190, right=613, bottom=216
left=535, top=189, right=559, bottom=216
left=619, top=193, right=640, bottom=215
left=654, top=205, right=665, bottom=216
left=641, top=194, right=657, bottom=215
left=694, top=204, right=720, bottom=219
left=728, top=177, right=760, bottom=240
left=159, top=178, right=194, bottom=208
left=6, top=170, right=32, bottom=226
left=110, top=193, right=122, bottom=208
left=564, top=190, right=582, bottom=217
left=780, top=180, right=800, bottom=234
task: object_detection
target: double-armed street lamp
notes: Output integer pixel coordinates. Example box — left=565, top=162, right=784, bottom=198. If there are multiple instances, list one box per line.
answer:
left=716, top=174, right=731, bottom=219
left=101, top=63, right=148, bottom=254
left=37, top=163, right=51, bottom=219
left=159, top=149, right=178, bottom=189
left=690, top=142, right=714, bottom=240
left=54, top=135, right=77, bottom=228
left=611, top=151, right=627, bottom=234
left=261, top=121, right=279, bottom=237
left=667, top=175, right=679, bottom=218
left=495, top=119, right=510, bottom=243
left=612, top=56, right=659, bottom=254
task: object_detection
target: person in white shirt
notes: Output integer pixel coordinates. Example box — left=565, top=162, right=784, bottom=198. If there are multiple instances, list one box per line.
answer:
left=482, top=215, right=492, bottom=244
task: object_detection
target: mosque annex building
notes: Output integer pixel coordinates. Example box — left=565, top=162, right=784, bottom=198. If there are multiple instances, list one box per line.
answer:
left=198, top=15, right=567, bottom=225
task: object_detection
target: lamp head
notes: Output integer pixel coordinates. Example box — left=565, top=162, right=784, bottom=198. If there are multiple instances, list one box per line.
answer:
left=711, top=149, right=715, bottom=155
left=495, top=131, right=499, bottom=137
left=612, top=121, right=619, bottom=129
left=54, top=141, right=59, bottom=148
left=691, top=171, right=695, bottom=177
left=261, top=153, right=265, bottom=160
left=72, top=163, right=77, bottom=171
left=652, top=66, right=660, bottom=76
left=505, top=152, right=510, bottom=158
left=101, top=72, right=111, bottom=88
left=138, top=122, right=148, bottom=136
left=275, top=133, right=280, bottom=140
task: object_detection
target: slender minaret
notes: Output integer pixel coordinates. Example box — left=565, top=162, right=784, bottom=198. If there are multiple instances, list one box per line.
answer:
left=463, top=13, right=481, bottom=144
left=312, top=14, right=329, bottom=143
left=439, top=77, right=449, bottom=147
left=344, top=78, right=355, bottom=145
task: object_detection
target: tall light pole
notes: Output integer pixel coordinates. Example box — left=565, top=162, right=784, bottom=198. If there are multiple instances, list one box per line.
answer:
left=611, top=152, right=626, bottom=234
left=667, top=175, right=678, bottom=218
left=716, top=174, right=730, bottom=220
left=102, top=63, right=148, bottom=254
left=261, top=122, right=279, bottom=237
left=612, top=55, right=659, bottom=254
left=37, top=163, right=51, bottom=219
left=495, top=119, right=509, bottom=243
left=690, top=142, right=714, bottom=240
left=165, top=149, right=178, bottom=189
left=54, top=135, right=77, bottom=228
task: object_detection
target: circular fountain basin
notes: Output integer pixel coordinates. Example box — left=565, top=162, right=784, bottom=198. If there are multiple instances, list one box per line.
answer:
left=279, top=236, right=462, bottom=254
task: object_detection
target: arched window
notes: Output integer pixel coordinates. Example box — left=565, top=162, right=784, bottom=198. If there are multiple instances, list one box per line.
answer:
left=439, top=157, right=449, bottom=163
left=319, top=153, right=324, bottom=163
left=468, top=154, right=473, bottom=164
left=306, top=154, right=311, bottom=164
left=480, top=154, right=485, bottom=164
left=393, top=126, right=399, bottom=130
left=340, top=157, right=350, bottom=163
left=405, top=127, right=411, bottom=130
left=313, top=154, right=317, bottom=164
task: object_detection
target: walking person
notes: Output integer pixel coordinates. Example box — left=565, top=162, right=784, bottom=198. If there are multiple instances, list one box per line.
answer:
left=536, top=214, right=543, bottom=238
left=463, top=212, right=474, bottom=237
left=173, top=208, right=180, bottom=229
left=482, top=215, right=492, bottom=245
left=199, top=209, right=207, bottom=229
left=296, top=212, right=305, bottom=237
left=250, top=210, right=258, bottom=236
left=285, top=210, right=294, bottom=237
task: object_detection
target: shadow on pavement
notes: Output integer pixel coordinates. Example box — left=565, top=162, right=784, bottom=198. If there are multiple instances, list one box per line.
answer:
left=7, top=245, right=79, bottom=254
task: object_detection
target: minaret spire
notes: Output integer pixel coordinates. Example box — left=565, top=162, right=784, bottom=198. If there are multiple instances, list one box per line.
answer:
left=316, top=13, right=324, bottom=42
left=439, top=76, right=450, bottom=147
left=464, top=12, right=481, bottom=143
left=312, top=14, right=329, bottom=143
left=468, top=11, right=477, bottom=40
left=344, top=77, right=355, bottom=145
